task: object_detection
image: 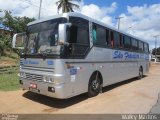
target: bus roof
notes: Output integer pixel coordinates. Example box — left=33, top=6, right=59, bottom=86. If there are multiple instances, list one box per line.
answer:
left=27, top=12, right=148, bottom=44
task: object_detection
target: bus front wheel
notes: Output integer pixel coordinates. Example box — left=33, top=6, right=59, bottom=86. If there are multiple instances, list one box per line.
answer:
left=88, top=74, right=101, bottom=97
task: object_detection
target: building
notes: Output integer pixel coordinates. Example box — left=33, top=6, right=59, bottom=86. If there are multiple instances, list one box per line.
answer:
left=0, top=23, right=13, bottom=36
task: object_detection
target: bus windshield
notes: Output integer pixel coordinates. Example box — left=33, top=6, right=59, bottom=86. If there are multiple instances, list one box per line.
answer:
left=25, top=18, right=67, bottom=55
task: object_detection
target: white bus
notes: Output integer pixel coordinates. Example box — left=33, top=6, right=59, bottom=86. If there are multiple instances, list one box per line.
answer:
left=12, top=13, right=150, bottom=99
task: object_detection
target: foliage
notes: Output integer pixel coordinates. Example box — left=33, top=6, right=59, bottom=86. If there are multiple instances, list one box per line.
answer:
left=0, top=10, right=14, bottom=31
left=14, top=16, right=35, bottom=33
left=0, top=34, right=12, bottom=56
left=0, top=10, right=35, bottom=33
left=0, top=10, right=35, bottom=57
left=152, top=47, right=160, bottom=55
left=56, top=0, right=81, bottom=13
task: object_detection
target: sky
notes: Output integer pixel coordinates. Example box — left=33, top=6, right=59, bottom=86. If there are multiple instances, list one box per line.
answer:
left=0, top=0, right=160, bottom=50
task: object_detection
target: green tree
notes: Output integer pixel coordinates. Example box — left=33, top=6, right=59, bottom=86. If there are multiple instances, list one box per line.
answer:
left=1, top=10, right=35, bottom=33
left=1, top=10, right=15, bottom=31
left=152, top=47, right=160, bottom=55
left=0, top=34, right=11, bottom=56
left=56, top=0, right=81, bottom=13
left=0, top=10, right=35, bottom=56
left=13, top=16, right=35, bottom=33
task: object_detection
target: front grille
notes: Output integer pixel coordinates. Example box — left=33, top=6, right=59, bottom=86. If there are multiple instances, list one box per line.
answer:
left=25, top=73, right=43, bottom=81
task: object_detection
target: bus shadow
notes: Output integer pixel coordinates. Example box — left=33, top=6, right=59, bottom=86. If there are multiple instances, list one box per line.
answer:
left=23, top=75, right=147, bottom=109
left=23, top=91, right=88, bottom=109
left=102, top=75, right=147, bottom=93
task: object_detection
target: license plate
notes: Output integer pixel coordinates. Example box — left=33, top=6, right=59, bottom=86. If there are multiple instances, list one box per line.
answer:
left=29, top=83, right=37, bottom=89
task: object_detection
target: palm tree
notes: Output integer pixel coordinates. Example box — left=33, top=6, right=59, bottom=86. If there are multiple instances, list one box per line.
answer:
left=56, top=0, right=81, bottom=13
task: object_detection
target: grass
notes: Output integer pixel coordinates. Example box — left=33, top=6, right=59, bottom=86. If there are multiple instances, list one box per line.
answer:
left=0, top=48, right=20, bottom=91
left=0, top=55, right=20, bottom=91
left=0, top=72, right=20, bottom=91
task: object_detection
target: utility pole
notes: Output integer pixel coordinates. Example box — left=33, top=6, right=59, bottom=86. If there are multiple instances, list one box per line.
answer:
left=115, top=16, right=124, bottom=30
left=153, top=35, right=160, bottom=63
left=38, top=0, right=42, bottom=19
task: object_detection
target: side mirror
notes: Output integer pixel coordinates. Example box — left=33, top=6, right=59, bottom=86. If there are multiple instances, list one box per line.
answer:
left=58, top=23, right=71, bottom=46
left=12, top=33, right=26, bottom=49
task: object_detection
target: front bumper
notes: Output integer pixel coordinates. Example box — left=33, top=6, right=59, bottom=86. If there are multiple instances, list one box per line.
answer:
left=21, top=80, right=69, bottom=99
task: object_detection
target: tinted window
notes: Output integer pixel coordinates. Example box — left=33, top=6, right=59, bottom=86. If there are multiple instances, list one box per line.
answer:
left=106, top=29, right=109, bottom=46
left=119, top=34, right=123, bottom=48
left=138, top=41, right=144, bottom=52
left=113, top=31, right=120, bottom=48
left=124, top=36, right=131, bottom=49
left=144, top=43, right=149, bottom=53
left=110, top=31, right=114, bottom=47
left=77, top=27, right=89, bottom=45
left=109, top=31, right=121, bottom=48
left=68, top=17, right=89, bottom=56
left=131, top=38, right=138, bottom=50
left=69, top=17, right=89, bottom=45
left=92, top=24, right=106, bottom=47
left=69, top=17, right=88, bottom=28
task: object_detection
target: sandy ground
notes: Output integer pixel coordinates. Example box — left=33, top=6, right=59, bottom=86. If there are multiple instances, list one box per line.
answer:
left=0, top=63, right=160, bottom=114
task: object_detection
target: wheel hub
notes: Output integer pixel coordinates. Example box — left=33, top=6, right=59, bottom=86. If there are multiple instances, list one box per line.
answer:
left=92, top=80, right=99, bottom=90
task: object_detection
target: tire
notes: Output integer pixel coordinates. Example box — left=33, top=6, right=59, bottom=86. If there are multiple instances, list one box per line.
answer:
left=88, top=74, right=101, bottom=97
left=138, top=67, right=143, bottom=79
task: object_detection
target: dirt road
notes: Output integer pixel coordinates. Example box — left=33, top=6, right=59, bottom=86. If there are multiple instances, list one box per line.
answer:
left=0, top=64, right=160, bottom=114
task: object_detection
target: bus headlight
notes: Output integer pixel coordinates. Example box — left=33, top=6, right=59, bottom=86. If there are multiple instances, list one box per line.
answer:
left=43, top=76, right=54, bottom=83
left=49, top=78, right=54, bottom=83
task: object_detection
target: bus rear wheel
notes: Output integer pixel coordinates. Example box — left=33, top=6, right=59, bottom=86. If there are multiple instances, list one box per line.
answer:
left=138, top=67, right=143, bottom=79
left=88, top=74, right=101, bottom=97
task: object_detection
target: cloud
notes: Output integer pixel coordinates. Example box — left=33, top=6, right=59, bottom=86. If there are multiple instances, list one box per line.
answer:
left=0, top=0, right=117, bottom=26
left=0, top=0, right=58, bottom=18
left=80, top=2, right=117, bottom=26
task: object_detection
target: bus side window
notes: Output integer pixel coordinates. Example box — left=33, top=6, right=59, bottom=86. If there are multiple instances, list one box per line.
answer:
left=131, top=38, right=138, bottom=51
left=147, top=44, right=149, bottom=53
left=124, top=36, right=131, bottom=50
left=142, top=42, right=145, bottom=52
left=92, top=24, right=107, bottom=47
left=92, top=25, right=97, bottom=44
left=69, top=25, right=77, bottom=44
left=138, top=41, right=144, bottom=52
left=110, top=31, right=114, bottom=47
left=144, top=43, right=149, bottom=53
left=114, top=31, right=120, bottom=48
left=68, top=23, right=89, bottom=56
left=119, top=34, right=123, bottom=48
left=106, top=29, right=109, bottom=46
